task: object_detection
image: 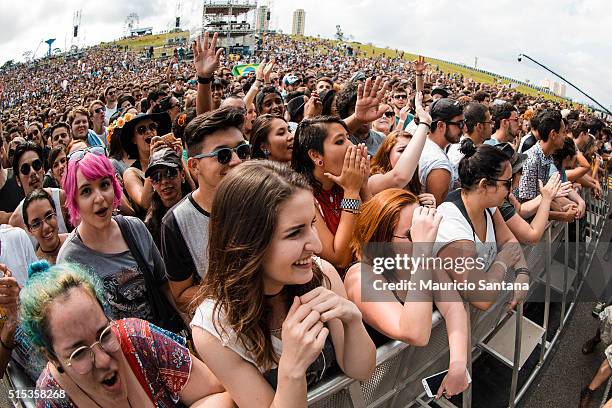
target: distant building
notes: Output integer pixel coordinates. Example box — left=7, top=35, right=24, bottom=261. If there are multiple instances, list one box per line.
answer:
left=541, top=78, right=567, bottom=97
left=292, top=9, right=305, bottom=36
left=255, top=5, right=270, bottom=33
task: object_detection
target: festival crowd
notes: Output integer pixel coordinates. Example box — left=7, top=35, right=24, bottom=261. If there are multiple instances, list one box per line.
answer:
left=0, top=31, right=611, bottom=407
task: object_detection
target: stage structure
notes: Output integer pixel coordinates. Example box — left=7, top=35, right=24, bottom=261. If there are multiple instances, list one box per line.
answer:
left=201, top=0, right=257, bottom=56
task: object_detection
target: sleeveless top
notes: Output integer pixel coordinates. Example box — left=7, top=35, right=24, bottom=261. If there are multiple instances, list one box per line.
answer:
left=313, top=185, right=343, bottom=235
left=190, top=258, right=337, bottom=388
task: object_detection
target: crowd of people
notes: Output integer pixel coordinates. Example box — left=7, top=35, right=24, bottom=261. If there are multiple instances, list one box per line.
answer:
left=0, top=31, right=611, bottom=407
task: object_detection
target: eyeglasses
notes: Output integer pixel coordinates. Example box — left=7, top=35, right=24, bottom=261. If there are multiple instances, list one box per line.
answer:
left=93, top=107, right=105, bottom=114
left=393, top=228, right=412, bottom=241
left=68, top=146, right=107, bottom=163
left=26, top=129, right=40, bottom=139
left=150, top=167, right=179, bottom=184
left=62, top=323, right=120, bottom=375
left=489, top=177, right=513, bottom=191
left=383, top=111, right=395, bottom=118
left=446, top=120, right=466, bottom=129
left=136, top=122, right=158, bottom=135
left=192, top=144, right=251, bottom=165
left=20, top=159, right=43, bottom=176
left=28, top=211, right=56, bottom=231
left=393, top=94, right=408, bottom=100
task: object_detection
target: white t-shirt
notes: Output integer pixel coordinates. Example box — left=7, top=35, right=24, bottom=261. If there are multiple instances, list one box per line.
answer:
left=446, top=136, right=466, bottom=172
left=418, top=138, right=459, bottom=194
left=432, top=201, right=498, bottom=273
left=0, top=225, right=38, bottom=286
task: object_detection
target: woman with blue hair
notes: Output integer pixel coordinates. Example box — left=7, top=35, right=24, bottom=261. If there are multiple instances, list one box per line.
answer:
left=20, top=261, right=232, bottom=407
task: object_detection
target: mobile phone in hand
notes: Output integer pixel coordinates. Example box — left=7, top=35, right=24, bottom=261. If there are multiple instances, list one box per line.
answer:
left=422, top=369, right=471, bottom=398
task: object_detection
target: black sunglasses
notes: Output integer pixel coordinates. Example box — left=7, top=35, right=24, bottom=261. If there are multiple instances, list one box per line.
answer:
left=136, top=122, right=158, bottom=135
left=383, top=111, right=395, bottom=118
left=20, top=159, right=43, bottom=176
left=150, top=167, right=179, bottom=184
left=393, top=94, right=408, bottom=99
left=94, top=107, right=105, bottom=114
left=446, top=120, right=466, bottom=129
left=192, top=144, right=251, bottom=165
left=489, top=177, right=513, bottom=191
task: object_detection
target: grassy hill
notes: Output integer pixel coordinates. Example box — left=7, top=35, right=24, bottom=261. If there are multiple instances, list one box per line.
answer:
left=102, top=31, right=570, bottom=105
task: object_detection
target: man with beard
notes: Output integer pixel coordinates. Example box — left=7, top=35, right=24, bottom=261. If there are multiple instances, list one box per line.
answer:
left=418, top=98, right=464, bottom=204
left=485, top=102, right=521, bottom=146
left=8, top=142, right=69, bottom=244
left=447, top=102, right=493, bottom=169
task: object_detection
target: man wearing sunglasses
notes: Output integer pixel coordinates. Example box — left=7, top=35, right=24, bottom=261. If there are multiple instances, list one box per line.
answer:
left=8, top=142, right=69, bottom=241
left=447, top=102, right=492, bottom=169
left=89, top=100, right=107, bottom=146
left=418, top=97, right=464, bottom=205
left=103, top=86, right=118, bottom=125
left=485, top=102, right=521, bottom=146
left=161, top=107, right=249, bottom=314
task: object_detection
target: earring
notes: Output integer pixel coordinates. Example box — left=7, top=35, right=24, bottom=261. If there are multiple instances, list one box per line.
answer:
left=317, top=160, right=323, bottom=166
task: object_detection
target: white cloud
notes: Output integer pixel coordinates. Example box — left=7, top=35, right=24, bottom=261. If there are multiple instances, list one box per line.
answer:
left=1, top=0, right=610, bottom=108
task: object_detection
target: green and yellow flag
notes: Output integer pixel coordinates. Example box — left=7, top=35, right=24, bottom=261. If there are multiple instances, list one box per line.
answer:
left=231, top=63, right=259, bottom=76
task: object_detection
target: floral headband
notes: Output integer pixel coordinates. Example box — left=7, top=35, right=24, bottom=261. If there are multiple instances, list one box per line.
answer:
left=106, top=112, right=135, bottom=145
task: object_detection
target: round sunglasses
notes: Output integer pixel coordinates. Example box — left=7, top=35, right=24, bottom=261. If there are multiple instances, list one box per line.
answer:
left=192, top=144, right=251, bottom=165
left=20, top=159, right=43, bottom=176
left=68, top=147, right=107, bottom=163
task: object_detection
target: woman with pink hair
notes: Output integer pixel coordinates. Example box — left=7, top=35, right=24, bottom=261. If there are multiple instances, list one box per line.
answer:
left=57, top=148, right=184, bottom=333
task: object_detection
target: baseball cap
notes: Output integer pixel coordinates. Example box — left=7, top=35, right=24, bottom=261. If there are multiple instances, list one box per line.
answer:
left=430, top=98, right=464, bottom=123
left=145, top=147, right=182, bottom=178
left=495, top=142, right=527, bottom=174
left=283, top=74, right=300, bottom=86
left=350, top=71, right=366, bottom=82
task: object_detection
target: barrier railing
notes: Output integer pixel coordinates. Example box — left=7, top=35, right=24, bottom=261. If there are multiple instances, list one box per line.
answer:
left=307, top=180, right=610, bottom=408
left=2, top=174, right=609, bottom=408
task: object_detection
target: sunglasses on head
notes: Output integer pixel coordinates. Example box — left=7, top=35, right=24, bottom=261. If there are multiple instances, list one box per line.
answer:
left=136, top=122, right=158, bottom=135
left=20, top=159, right=43, bottom=176
left=192, top=143, right=251, bottom=165
left=383, top=111, right=395, bottom=118
left=68, top=146, right=107, bottom=163
left=150, top=167, right=179, bottom=184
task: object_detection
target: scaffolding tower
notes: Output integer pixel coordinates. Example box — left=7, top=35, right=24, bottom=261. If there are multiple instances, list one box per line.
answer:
left=201, top=0, right=257, bottom=55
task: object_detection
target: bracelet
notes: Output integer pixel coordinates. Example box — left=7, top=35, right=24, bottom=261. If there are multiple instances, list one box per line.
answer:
left=418, top=122, right=431, bottom=129
left=0, top=336, right=14, bottom=351
left=515, top=267, right=530, bottom=277
left=340, top=198, right=361, bottom=212
left=197, top=74, right=214, bottom=85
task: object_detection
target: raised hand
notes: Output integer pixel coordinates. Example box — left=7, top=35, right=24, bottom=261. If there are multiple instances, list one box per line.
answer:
left=303, top=92, right=322, bottom=119
left=192, top=31, right=223, bottom=78
left=414, top=91, right=432, bottom=125
left=410, top=206, right=443, bottom=244
left=417, top=193, right=436, bottom=208
left=354, top=77, right=390, bottom=124
left=411, top=55, right=428, bottom=75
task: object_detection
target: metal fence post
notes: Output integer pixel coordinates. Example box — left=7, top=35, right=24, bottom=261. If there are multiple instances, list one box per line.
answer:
left=539, top=227, right=552, bottom=364
left=560, top=222, right=569, bottom=328
left=509, top=302, right=524, bottom=408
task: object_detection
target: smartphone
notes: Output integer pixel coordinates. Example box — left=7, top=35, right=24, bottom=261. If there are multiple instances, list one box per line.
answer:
left=422, top=369, right=471, bottom=398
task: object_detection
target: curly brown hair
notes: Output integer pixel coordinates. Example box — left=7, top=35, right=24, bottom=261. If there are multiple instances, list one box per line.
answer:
left=190, top=160, right=329, bottom=370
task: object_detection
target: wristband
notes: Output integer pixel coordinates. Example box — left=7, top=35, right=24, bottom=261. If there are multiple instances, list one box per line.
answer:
left=418, top=122, right=431, bottom=129
left=340, top=198, right=361, bottom=213
left=515, top=267, right=530, bottom=277
left=197, top=74, right=214, bottom=85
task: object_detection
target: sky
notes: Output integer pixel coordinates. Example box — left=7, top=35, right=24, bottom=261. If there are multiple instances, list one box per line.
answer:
left=1, top=0, right=610, bottom=109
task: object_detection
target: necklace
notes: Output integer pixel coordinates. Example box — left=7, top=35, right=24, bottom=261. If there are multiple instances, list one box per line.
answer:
left=40, top=239, right=61, bottom=254
left=315, top=186, right=342, bottom=217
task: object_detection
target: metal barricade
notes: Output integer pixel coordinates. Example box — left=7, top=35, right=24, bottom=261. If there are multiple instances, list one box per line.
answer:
left=307, top=188, right=610, bottom=408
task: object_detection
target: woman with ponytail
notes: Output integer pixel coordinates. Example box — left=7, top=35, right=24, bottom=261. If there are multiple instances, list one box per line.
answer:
left=432, top=139, right=530, bottom=310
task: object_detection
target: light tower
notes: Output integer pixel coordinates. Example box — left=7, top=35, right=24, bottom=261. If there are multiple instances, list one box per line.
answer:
left=201, top=0, right=257, bottom=55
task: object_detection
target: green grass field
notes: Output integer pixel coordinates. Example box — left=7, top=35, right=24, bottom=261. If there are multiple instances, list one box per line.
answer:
left=103, top=31, right=570, bottom=105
